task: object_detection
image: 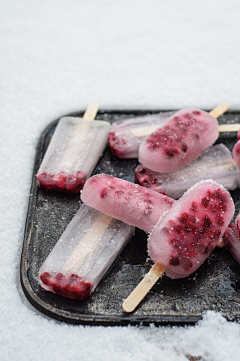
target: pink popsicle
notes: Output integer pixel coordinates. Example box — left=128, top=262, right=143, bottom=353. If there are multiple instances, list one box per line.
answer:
left=222, top=211, right=240, bottom=264
left=81, top=174, right=175, bottom=233
left=222, top=223, right=240, bottom=265
left=122, top=180, right=234, bottom=312
left=139, top=108, right=219, bottom=173
left=148, top=180, right=234, bottom=279
left=232, top=139, right=240, bottom=167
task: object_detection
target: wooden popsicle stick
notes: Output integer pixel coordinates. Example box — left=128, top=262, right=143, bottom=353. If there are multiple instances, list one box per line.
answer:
left=210, top=103, right=240, bottom=133
left=209, top=103, right=230, bottom=118
left=218, top=124, right=240, bottom=133
left=83, top=102, right=99, bottom=120
left=122, top=263, right=165, bottom=313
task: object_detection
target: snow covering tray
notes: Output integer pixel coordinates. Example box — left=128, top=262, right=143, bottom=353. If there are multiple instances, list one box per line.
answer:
left=20, top=109, right=240, bottom=325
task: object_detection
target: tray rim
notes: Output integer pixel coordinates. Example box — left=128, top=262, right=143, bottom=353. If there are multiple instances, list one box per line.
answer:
left=20, top=108, right=240, bottom=326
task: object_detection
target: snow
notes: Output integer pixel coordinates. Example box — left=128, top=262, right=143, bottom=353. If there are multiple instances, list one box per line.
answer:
left=1, top=0, right=240, bottom=360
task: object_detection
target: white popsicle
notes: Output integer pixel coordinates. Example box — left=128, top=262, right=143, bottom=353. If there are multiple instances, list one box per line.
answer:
left=108, top=111, right=175, bottom=158
left=135, top=144, right=240, bottom=199
left=39, top=204, right=134, bottom=300
left=37, top=103, right=110, bottom=194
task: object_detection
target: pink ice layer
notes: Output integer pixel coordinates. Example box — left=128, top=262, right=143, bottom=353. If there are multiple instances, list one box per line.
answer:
left=222, top=223, right=240, bottom=265
left=37, top=171, right=86, bottom=194
left=148, top=180, right=235, bottom=279
left=81, top=174, right=175, bottom=233
left=139, top=109, right=219, bottom=173
left=232, top=140, right=240, bottom=168
left=40, top=272, right=92, bottom=300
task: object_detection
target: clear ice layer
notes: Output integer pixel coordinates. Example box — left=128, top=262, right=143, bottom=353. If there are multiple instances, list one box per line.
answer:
left=37, top=117, right=110, bottom=194
left=39, top=204, right=135, bottom=300
left=148, top=180, right=235, bottom=279
left=81, top=174, right=175, bottom=233
left=135, top=144, right=240, bottom=199
left=139, top=108, right=219, bottom=173
left=108, top=111, right=175, bottom=158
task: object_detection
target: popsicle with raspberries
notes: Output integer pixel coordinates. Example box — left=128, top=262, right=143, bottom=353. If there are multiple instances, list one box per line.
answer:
left=108, top=111, right=175, bottom=158
left=138, top=104, right=231, bottom=173
left=122, top=180, right=235, bottom=312
left=232, top=139, right=240, bottom=168
left=37, top=103, right=110, bottom=194
left=135, top=144, right=240, bottom=199
left=222, top=212, right=240, bottom=265
left=81, top=174, right=175, bottom=233
left=39, top=204, right=134, bottom=300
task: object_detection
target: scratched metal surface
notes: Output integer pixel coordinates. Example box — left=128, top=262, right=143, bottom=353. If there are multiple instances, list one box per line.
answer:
left=20, top=110, right=240, bottom=325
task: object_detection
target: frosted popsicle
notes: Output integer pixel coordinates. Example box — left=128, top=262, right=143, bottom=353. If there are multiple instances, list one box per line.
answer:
left=39, top=204, right=135, bottom=300
left=109, top=104, right=236, bottom=160
left=135, top=144, right=240, bottom=199
left=108, top=111, right=175, bottom=158
left=222, top=223, right=240, bottom=265
left=139, top=108, right=219, bottom=173
left=232, top=140, right=240, bottom=168
left=122, top=180, right=234, bottom=312
left=37, top=103, right=111, bottom=194
left=81, top=174, right=175, bottom=233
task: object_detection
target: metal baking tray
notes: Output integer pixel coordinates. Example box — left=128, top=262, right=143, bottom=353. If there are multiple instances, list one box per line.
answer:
left=20, top=109, right=240, bottom=325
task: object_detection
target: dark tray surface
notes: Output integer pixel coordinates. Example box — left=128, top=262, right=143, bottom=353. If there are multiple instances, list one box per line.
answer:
left=20, top=109, right=240, bottom=325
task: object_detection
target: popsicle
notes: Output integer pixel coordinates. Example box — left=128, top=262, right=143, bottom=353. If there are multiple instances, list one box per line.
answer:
left=135, top=144, right=240, bottom=199
left=39, top=204, right=135, bottom=300
left=122, top=180, right=235, bottom=312
left=138, top=104, right=230, bottom=173
left=222, top=223, right=240, bottom=265
left=109, top=104, right=239, bottom=160
left=37, top=103, right=111, bottom=194
left=108, top=111, right=175, bottom=158
left=232, top=140, right=240, bottom=168
left=81, top=174, right=175, bottom=233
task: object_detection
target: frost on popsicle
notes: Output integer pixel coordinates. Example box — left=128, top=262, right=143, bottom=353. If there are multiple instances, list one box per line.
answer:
left=148, top=180, right=235, bottom=279
left=139, top=109, right=219, bottom=173
left=81, top=174, right=175, bottom=233
left=108, top=111, right=175, bottom=158
left=135, top=144, right=240, bottom=199
left=39, top=204, right=134, bottom=300
left=37, top=116, right=110, bottom=194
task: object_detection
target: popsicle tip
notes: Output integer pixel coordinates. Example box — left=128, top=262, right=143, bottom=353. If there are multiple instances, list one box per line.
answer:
left=121, top=263, right=165, bottom=313
left=122, top=299, right=136, bottom=313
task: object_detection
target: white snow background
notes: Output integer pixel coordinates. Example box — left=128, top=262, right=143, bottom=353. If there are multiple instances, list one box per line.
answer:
left=1, top=0, right=240, bottom=360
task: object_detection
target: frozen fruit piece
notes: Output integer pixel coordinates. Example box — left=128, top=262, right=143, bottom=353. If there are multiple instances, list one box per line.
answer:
left=37, top=104, right=110, bottom=194
left=139, top=108, right=219, bottom=173
left=223, top=223, right=240, bottom=264
left=135, top=144, right=240, bottom=199
left=81, top=174, right=175, bottom=233
left=148, top=180, right=235, bottom=279
left=39, top=204, right=134, bottom=300
left=109, top=111, right=175, bottom=158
